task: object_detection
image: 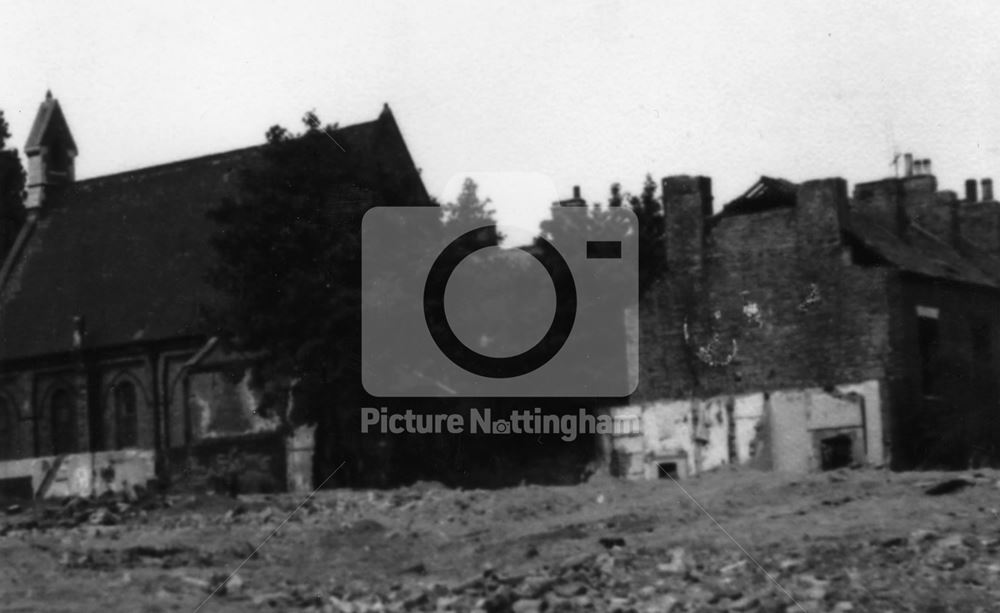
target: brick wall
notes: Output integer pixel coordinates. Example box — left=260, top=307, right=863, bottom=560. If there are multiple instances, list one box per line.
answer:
left=959, top=201, right=1000, bottom=255
left=635, top=177, right=893, bottom=405
left=889, top=275, right=1000, bottom=468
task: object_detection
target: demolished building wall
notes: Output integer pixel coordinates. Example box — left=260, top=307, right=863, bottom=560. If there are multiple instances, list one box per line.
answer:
left=611, top=381, right=882, bottom=478
left=615, top=176, right=893, bottom=478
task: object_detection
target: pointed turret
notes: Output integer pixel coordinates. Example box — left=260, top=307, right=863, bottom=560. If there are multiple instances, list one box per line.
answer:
left=24, top=91, right=77, bottom=209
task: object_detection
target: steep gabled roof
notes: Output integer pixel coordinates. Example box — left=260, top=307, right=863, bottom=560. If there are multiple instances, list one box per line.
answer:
left=0, top=107, right=429, bottom=362
left=24, top=91, right=77, bottom=155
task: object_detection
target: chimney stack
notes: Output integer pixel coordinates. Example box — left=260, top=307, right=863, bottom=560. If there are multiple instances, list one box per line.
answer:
left=556, top=185, right=586, bottom=207
left=904, top=153, right=914, bottom=177
left=965, top=179, right=978, bottom=202
left=663, top=176, right=712, bottom=271
left=982, top=178, right=994, bottom=202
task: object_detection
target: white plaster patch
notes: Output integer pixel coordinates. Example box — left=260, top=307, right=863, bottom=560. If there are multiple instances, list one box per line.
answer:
left=608, top=379, right=885, bottom=479
left=0, top=449, right=156, bottom=498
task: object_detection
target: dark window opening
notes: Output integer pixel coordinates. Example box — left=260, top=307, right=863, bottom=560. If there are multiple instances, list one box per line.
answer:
left=0, top=476, right=32, bottom=500
left=845, top=234, right=888, bottom=267
left=113, top=381, right=138, bottom=449
left=819, top=434, right=854, bottom=470
left=46, top=140, right=71, bottom=176
left=50, top=388, right=77, bottom=455
left=918, top=314, right=942, bottom=397
left=971, top=320, right=992, bottom=364
left=0, top=398, right=14, bottom=460
left=656, top=462, right=679, bottom=479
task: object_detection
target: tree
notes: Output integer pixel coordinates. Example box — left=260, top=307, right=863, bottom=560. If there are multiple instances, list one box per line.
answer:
left=623, top=174, right=666, bottom=297
left=440, top=177, right=502, bottom=243
left=0, top=111, right=26, bottom=259
left=539, top=175, right=665, bottom=298
left=206, top=116, right=508, bottom=483
left=206, top=113, right=375, bottom=417
left=207, top=112, right=409, bottom=485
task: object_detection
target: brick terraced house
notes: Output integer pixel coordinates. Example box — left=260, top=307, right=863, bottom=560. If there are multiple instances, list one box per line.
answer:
left=610, top=158, right=1000, bottom=478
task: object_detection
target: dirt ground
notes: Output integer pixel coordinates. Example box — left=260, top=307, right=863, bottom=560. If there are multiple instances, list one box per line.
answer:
left=2, top=467, right=1000, bottom=612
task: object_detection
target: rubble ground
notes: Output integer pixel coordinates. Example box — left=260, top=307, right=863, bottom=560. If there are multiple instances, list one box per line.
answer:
left=2, top=467, right=1000, bottom=612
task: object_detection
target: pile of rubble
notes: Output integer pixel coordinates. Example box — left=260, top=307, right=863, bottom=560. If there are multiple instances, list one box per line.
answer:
left=182, top=522, right=1000, bottom=612
left=0, top=487, right=167, bottom=535
left=5, top=470, right=1000, bottom=611
left=182, top=540, right=859, bottom=612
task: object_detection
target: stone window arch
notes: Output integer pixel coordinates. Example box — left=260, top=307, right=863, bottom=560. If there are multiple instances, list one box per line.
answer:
left=111, top=379, right=139, bottom=449
left=50, top=387, right=77, bottom=455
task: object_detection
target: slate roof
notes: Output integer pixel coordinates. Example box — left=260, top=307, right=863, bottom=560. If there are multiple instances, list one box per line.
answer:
left=719, top=175, right=1000, bottom=290
left=0, top=107, right=429, bottom=362
left=845, top=213, right=1000, bottom=289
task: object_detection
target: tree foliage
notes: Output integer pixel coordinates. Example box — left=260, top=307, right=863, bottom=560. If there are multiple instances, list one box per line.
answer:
left=622, top=174, right=666, bottom=297
left=207, top=116, right=499, bottom=415
left=441, top=178, right=496, bottom=226
left=206, top=114, right=373, bottom=411
left=440, top=177, right=502, bottom=245
left=540, top=175, right=666, bottom=298
left=0, top=110, right=27, bottom=257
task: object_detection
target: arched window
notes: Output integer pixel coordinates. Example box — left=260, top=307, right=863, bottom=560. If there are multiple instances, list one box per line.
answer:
left=113, top=381, right=138, bottom=449
left=50, top=388, right=77, bottom=455
left=0, top=396, right=14, bottom=460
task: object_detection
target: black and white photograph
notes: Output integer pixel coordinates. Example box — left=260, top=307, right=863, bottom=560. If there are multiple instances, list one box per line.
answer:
left=1, top=2, right=1000, bottom=611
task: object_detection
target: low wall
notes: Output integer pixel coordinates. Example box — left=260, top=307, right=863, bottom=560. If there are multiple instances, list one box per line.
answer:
left=610, top=379, right=883, bottom=479
left=0, top=449, right=156, bottom=499
left=163, top=431, right=287, bottom=494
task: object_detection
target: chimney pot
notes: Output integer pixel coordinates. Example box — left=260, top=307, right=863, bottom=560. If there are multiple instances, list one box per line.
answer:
left=982, top=178, right=994, bottom=202
left=923, top=159, right=932, bottom=175
left=914, top=160, right=924, bottom=175
left=965, top=179, right=978, bottom=202
left=904, top=153, right=914, bottom=177
left=572, top=185, right=581, bottom=200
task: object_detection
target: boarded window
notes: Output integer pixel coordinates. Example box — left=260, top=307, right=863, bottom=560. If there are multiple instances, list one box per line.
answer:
left=0, top=397, right=14, bottom=460
left=113, top=381, right=139, bottom=449
left=917, top=313, right=941, bottom=397
left=50, top=388, right=77, bottom=454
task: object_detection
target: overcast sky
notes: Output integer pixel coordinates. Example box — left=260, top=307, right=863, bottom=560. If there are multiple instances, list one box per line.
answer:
left=3, top=1, right=1000, bottom=238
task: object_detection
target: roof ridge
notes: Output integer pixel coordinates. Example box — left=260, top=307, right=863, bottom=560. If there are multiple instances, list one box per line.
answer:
left=70, top=116, right=382, bottom=189
left=71, top=144, right=263, bottom=188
